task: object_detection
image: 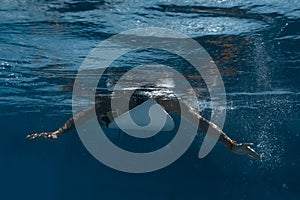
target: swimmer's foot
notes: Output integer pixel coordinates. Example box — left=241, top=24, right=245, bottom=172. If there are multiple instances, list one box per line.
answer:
left=26, top=131, right=59, bottom=140
left=231, top=142, right=261, bottom=160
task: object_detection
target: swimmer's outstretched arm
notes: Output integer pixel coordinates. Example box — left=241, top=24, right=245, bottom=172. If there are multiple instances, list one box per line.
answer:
left=158, top=99, right=261, bottom=160
left=26, top=106, right=96, bottom=140
left=27, top=97, right=261, bottom=160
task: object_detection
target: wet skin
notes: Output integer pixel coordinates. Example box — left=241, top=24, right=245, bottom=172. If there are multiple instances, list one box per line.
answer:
left=26, top=90, right=261, bottom=160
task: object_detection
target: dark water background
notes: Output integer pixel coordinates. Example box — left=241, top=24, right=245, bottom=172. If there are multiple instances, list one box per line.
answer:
left=1, top=0, right=300, bottom=199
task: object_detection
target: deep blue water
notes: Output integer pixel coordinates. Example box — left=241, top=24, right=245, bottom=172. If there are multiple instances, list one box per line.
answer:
left=1, top=0, right=300, bottom=199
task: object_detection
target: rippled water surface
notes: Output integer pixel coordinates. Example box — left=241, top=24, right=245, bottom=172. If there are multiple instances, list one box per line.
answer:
left=1, top=0, right=300, bottom=199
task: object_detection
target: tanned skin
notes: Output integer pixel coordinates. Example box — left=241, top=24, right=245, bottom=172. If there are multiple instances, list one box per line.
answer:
left=26, top=90, right=261, bottom=160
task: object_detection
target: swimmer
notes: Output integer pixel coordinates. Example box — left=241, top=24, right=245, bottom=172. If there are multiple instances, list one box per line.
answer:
left=26, top=89, right=261, bottom=160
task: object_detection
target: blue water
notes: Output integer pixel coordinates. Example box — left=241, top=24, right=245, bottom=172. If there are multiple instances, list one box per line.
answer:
left=1, top=0, right=300, bottom=199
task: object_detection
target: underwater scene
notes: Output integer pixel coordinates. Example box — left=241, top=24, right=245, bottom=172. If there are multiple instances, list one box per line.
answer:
left=0, top=0, right=300, bottom=199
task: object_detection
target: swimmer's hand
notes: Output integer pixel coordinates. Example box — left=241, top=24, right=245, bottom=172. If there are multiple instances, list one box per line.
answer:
left=26, top=131, right=59, bottom=140
left=231, top=142, right=261, bottom=160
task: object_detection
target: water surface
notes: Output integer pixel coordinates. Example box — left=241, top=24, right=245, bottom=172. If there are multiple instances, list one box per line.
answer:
left=0, top=0, right=300, bottom=199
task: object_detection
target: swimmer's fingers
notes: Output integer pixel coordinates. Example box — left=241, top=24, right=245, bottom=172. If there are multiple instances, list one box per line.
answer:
left=245, top=145, right=261, bottom=160
left=231, top=143, right=261, bottom=160
left=26, top=131, right=58, bottom=140
left=240, top=143, right=254, bottom=146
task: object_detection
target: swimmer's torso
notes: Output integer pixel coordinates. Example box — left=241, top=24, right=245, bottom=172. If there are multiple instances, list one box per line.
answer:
left=95, top=88, right=182, bottom=126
